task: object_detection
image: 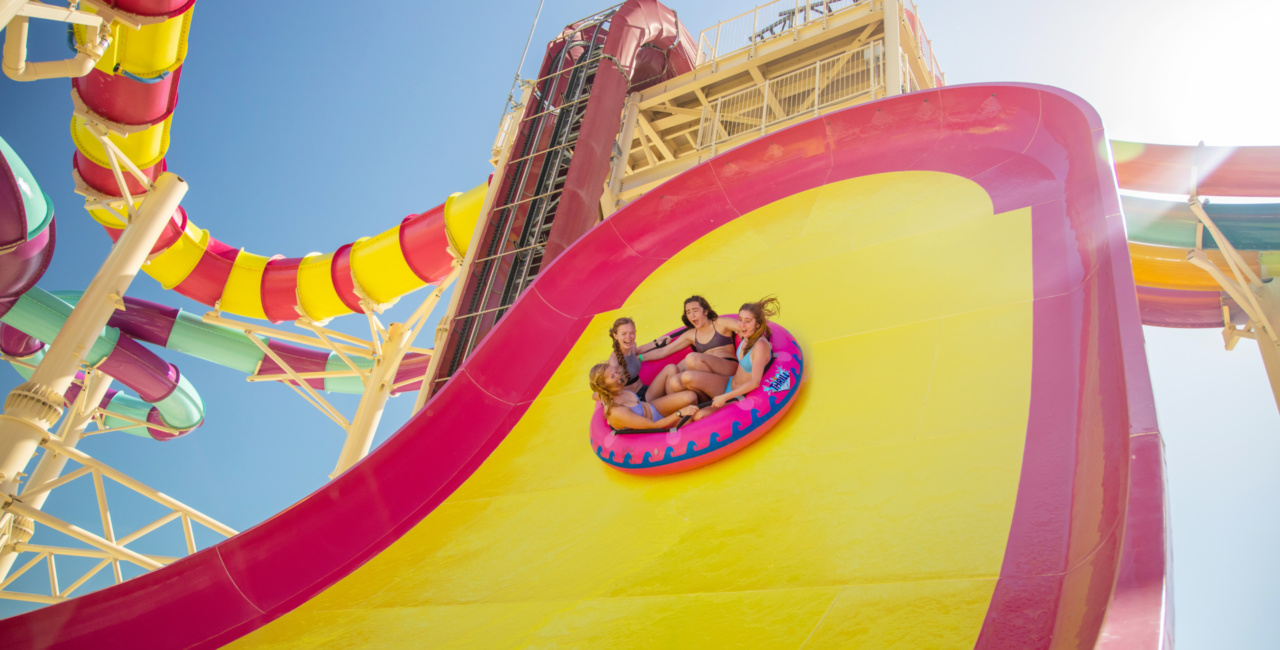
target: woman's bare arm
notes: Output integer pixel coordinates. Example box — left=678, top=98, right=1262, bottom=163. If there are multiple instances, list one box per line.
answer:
left=607, top=404, right=695, bottom=430
left=714, top=316, right=739, bottom=337
left=641, top=329, right=694, bottom=361
left=711, top=340, right=772, bottom=407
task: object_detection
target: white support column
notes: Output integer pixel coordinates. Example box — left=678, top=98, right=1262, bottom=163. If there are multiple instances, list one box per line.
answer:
left=0, top=371, right=111, bottom=583
left=330, top=322, right=410, bottom=478
left=1252, top=281, right=1280, bottom=413
left=0, top=173, right=186, bottom=499
left=331, top=263, right=460, bottom=476
left=883, top=0, right=902, bottom=96
left=603, top=94, right=641, bottom=218
left=21, top=370, right=111, bottom=512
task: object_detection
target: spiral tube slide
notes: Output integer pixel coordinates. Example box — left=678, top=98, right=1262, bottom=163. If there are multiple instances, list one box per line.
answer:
left=0, top=85, right=1168, bottom=648
left=2, top=131, right=204, bottom=437
left=0, top=300, right=160, bottom=436
left=3, top=347, right=181, bottom=440
left=0, top=288, right=434, bottom=423
left=7, top=125, right=424, bottom=439
left=5, top=133, right=174, bottom=436
left=1115, top=142, right=1280, bottom=328
left=69, top=1, right=485, bottom=322
left=0, top=134, right=55, bottom=307
left=0, top=287, right=203, bottom=439
left=95, top=294, right=434, bottom=394
left=0, top=285, right=435, bottom=439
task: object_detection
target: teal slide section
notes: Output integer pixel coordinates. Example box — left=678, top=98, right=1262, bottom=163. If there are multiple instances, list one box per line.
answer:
left=1123, top=194, right=1280, bottom=250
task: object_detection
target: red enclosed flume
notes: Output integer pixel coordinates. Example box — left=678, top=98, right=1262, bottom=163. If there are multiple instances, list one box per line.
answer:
left=427, top=0, right=697, bottom=392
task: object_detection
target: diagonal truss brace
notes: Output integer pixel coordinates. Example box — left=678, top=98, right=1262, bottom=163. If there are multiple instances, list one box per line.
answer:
left=0, top=371, right=237, bottom=603
left=201, top=255, right=462, bottom=476
left=1184, top=195, right=1280, bottom=413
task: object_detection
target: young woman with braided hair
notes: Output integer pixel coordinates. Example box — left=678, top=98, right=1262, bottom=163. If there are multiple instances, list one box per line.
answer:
left=668, top=296, right=781, bottom=421
left=589, top=364, right=699, bottom=431
left=605, top=317, right=668, bottom=401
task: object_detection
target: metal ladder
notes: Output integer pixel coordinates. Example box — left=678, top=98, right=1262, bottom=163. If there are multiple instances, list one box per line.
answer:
left=430, top=14, right=613, bottom=392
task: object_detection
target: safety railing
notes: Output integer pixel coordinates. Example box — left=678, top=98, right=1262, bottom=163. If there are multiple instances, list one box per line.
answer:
left=902, top=0, right=944, bottom=86
left=696, top=0, right=870, bottom=66
left=899, top=49, right=920, bottom=94
left=698, top=42, right=881, bottom=149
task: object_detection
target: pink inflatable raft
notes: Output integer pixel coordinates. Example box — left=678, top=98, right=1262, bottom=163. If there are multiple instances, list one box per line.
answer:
left=590, top=322, right=805, bottom=475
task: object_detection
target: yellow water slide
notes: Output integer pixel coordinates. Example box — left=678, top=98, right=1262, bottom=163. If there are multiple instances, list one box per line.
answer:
left=3, top=82, right=1166, bottom=649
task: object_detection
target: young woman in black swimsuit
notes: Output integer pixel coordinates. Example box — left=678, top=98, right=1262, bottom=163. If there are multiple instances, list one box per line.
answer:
left=640, top=296, right=739, bottom=401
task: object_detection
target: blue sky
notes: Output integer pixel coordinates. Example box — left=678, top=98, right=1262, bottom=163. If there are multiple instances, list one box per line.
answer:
left=1, top=0, right=1277, bottom=645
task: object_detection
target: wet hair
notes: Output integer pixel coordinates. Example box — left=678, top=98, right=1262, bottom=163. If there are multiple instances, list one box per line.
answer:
left=739, top=296, right=780, bottom=352
left=680, top=295, right=718, bottom=329
left=609, top=317, right=636, bottom=386
left=588, top=363, right=618, bottom=415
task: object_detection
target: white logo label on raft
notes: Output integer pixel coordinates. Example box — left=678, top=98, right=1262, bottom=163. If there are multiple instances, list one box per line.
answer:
left=764, top=368, right=793, bottom=394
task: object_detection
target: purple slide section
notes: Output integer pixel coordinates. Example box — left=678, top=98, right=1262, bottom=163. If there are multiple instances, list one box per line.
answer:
left=0, top=322, right=42, bottom=357
left=96, top=336, right=181, bottom=403
left=60, top=375, right=119, bottom=412
left=110, top=296, right=432, bottom=394
left=259, top=340, right=327, bottom=389
left=1136, top=285, right=1247, bottom=328
left=0, top=138, right=54, bottom=308
left=0, top=322, right=184, bottom=413
left=392, top=354, right=430, bottom=393
left=0, top=219, right=54, bottom=316
left=108, top=297, right=180, bottom=347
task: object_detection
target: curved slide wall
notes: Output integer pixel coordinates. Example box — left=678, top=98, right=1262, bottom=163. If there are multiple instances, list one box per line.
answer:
left=1, top=85, right=1167, bottom=648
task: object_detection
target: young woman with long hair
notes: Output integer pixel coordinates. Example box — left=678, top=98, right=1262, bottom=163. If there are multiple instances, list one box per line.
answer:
left=640, top=295, right=740, bottom=401
left=668, top=296, right=781, bottom=420
left=588, top=363, right=699, bottom=431
left=605, top=317, right=673, bottom=400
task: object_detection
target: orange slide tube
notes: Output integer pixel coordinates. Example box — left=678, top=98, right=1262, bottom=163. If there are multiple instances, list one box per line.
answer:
left=1128, top=241, right=1266, bottom=292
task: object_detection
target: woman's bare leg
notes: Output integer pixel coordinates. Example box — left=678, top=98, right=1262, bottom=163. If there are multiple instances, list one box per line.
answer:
left=665, top=371, right=686, bottom=397
left=673, top=370, right=731, bottom=402
left=650, top=390, right=697, bottom=416
left=645, top=365, right=677, bottom=401
left=684, top=352, right=738, bottom=376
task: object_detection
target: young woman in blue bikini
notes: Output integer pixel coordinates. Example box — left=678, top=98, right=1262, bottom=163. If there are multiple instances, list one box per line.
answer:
left=588, top=363, right=699, bottom=430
